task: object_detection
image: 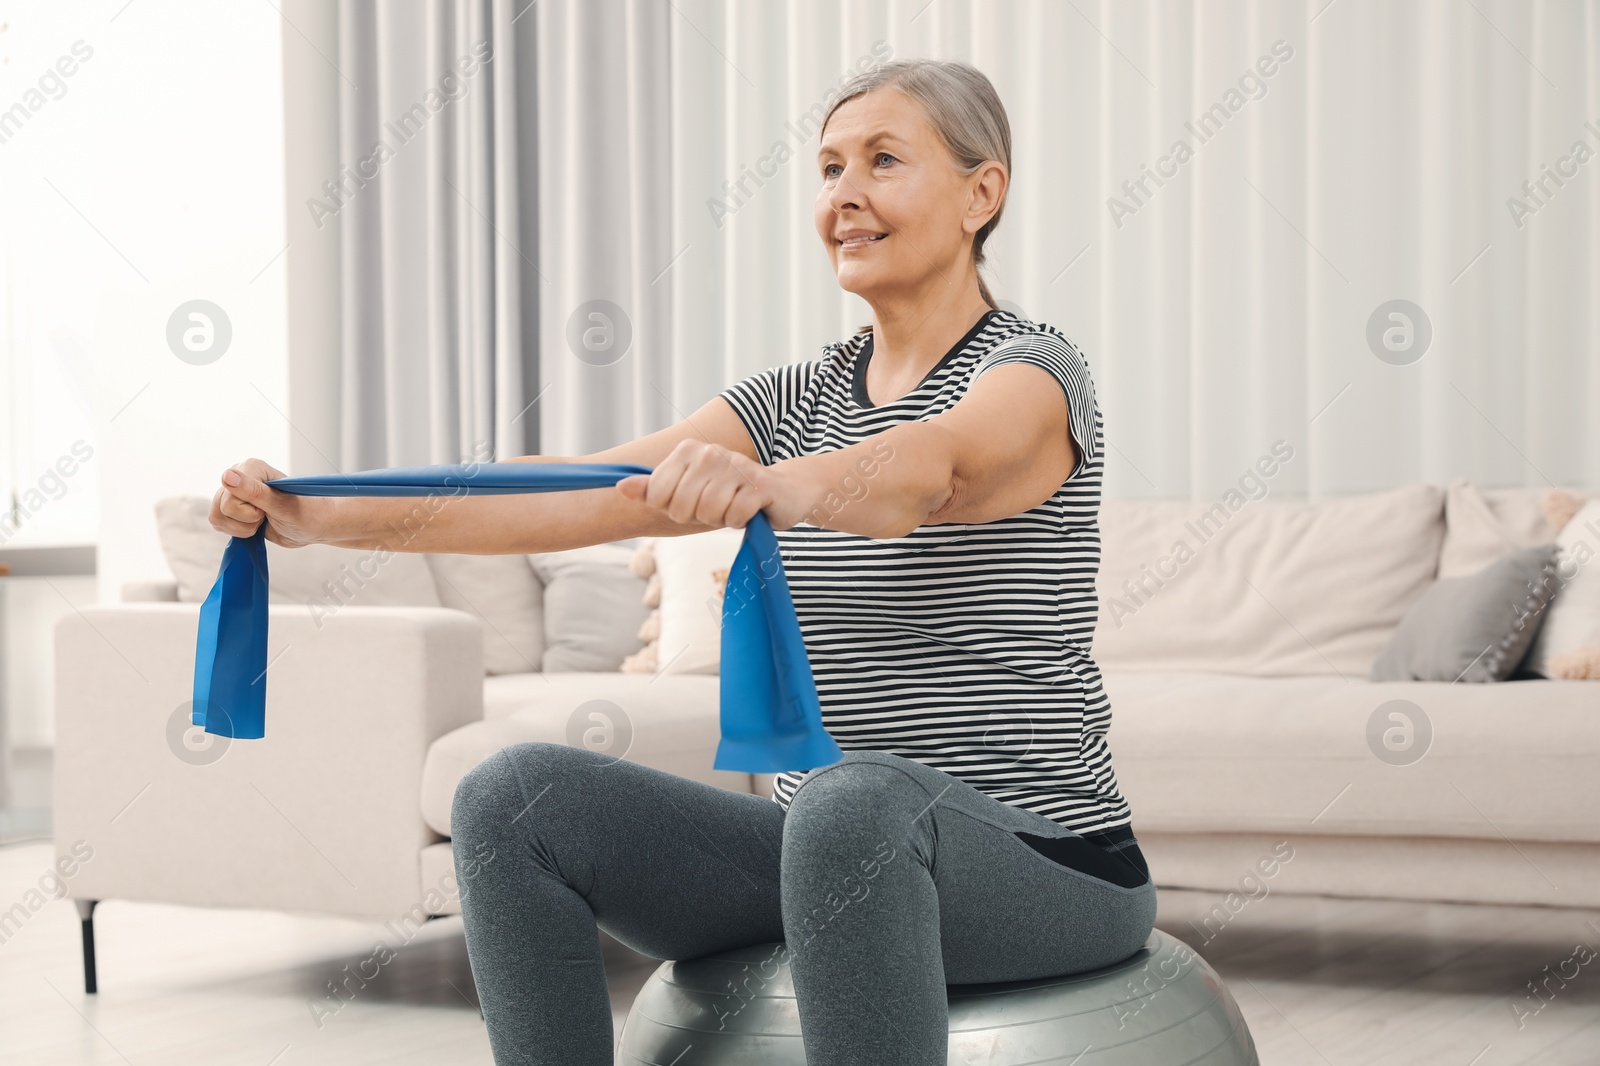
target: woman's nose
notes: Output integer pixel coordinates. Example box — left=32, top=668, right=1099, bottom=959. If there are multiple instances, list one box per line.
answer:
left=828, top=167, right=864, bottom=212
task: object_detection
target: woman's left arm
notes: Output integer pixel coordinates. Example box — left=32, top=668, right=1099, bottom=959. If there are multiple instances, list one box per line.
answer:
left=780, top=360, right=1080, bottom=537
left=618, top=360, right=1079, bottom=538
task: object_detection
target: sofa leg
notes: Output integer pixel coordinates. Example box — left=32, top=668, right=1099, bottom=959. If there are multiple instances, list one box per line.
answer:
left=74, top=899, right=98, bottom=994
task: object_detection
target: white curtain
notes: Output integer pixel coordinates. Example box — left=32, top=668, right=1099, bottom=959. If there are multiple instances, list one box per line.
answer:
left=319, top=0, right=675, bottom=466
left=532, top=0, right=675, bottom=457
left=668, top=0, right=1600, bottom=500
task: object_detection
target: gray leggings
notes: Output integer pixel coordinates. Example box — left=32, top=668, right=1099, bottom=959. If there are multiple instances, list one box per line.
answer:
left=450, top=742, right=1158, bottom=1066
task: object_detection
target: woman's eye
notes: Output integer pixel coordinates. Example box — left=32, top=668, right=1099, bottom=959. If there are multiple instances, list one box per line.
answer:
left=822, top=154, right=894, bottom=180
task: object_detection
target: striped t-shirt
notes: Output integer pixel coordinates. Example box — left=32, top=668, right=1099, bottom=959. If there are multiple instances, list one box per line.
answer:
left=716, top=307, right=1134, bottom=836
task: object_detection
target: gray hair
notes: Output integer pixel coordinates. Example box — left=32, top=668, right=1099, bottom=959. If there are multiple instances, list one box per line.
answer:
left=821, top=58, right=1012, bottom=328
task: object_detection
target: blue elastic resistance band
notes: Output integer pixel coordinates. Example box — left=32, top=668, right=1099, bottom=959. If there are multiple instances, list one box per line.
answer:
left=191, top=462, right=844, bottom=774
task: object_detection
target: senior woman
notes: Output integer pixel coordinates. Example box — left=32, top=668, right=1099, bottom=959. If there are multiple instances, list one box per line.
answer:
left=211, top=58, right=1154, bottom=1066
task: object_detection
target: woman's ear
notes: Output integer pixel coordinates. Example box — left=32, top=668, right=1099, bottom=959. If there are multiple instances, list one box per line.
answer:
left=966, top=161, right=1007, bottom=233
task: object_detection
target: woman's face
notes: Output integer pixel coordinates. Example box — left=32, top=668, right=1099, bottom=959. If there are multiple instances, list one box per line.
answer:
left=815, top=88, right=990, bottom=305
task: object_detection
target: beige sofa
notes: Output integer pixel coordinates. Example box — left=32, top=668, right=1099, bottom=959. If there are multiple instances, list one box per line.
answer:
left=52, top=479, right=1600, bottom=990
left=1100, top=480, right=1600, bottom=913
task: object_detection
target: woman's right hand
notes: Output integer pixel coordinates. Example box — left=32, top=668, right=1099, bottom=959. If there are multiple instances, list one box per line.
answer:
left=208, top=458, right=327, bottom=549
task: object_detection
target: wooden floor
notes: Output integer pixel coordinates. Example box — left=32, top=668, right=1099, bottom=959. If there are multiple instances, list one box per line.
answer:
left=2, top=839, right=1598, bottom=1064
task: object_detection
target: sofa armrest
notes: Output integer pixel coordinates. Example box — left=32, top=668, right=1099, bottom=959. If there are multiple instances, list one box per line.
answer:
left=121, top=580, right=180, bottom=602
left=53, top=603, right=484, bottom=918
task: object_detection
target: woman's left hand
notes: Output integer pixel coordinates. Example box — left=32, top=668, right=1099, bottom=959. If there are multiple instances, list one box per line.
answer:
left=615, top=440, right=814, bottom=531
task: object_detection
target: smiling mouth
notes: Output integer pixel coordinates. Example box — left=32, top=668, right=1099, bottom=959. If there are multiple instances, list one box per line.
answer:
left=840, top=234, right=888, bottom=248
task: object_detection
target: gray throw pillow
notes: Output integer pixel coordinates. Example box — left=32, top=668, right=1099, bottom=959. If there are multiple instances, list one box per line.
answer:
left=1370, top=543, right=1561, bottom=682
left=528, top=544, right=650, bottom=672
left=425, top=553, right=545, bottom=675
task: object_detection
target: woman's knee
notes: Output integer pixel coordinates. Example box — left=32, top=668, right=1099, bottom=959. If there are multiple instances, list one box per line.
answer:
left=450, top=741, right=591, bottom=845
left=784, top=751, right=933, bottom=844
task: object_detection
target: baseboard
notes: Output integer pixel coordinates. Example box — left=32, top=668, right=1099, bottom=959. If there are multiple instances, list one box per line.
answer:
left=1137, top=830, right=1600, bottom=909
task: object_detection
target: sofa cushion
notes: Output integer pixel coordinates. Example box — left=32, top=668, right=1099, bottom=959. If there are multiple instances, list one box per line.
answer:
left=481, top=671, right=579, bottom=720
left=1369, top=543, right=1560, bottom=682
left=1439, top=480, right=1600, bottom=579
left=425, top=554, right=545, bottom=675
left=1093, top=483, right=1444, bottom=677
left=154, top=495, right=441, bottom=610
left=651, top=527, right=744, bottom=675
left=1523, top=498, right=1600, bottom=678
left=420, top=672, right=742, bottom=836
left=1104, top=668, right=1600, bottom=843
left=1439, top=480, right=1533, bottom=579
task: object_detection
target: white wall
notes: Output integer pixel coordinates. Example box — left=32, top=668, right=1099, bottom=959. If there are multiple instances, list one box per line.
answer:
left=0, top=0, right=287, bottom=749
left=82, top=1, right=290, bottom=602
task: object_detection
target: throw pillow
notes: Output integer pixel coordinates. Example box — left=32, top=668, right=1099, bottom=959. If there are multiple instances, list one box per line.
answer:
left=425, top=554, right=544, bottom=675
left=619, top=532, right=738, bottom=675
left=1437, top=479, right=1524, bottom=579
left=619, top=540, right=660, bottom=674
left=528, top=543, right=650, bottom=672
left=153, top=496, right=442, bottom=611
left=651, top=528, right=744, bottom=675
left=1521, top=498, right=1600, bottom=679
left=1438, top=480, right=1599, bottom=579
left=1369, top=543, right=1562, bottom=682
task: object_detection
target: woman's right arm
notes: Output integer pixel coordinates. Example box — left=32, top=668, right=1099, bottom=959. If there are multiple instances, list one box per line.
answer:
left=209, top=395, right=761, bottom=555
